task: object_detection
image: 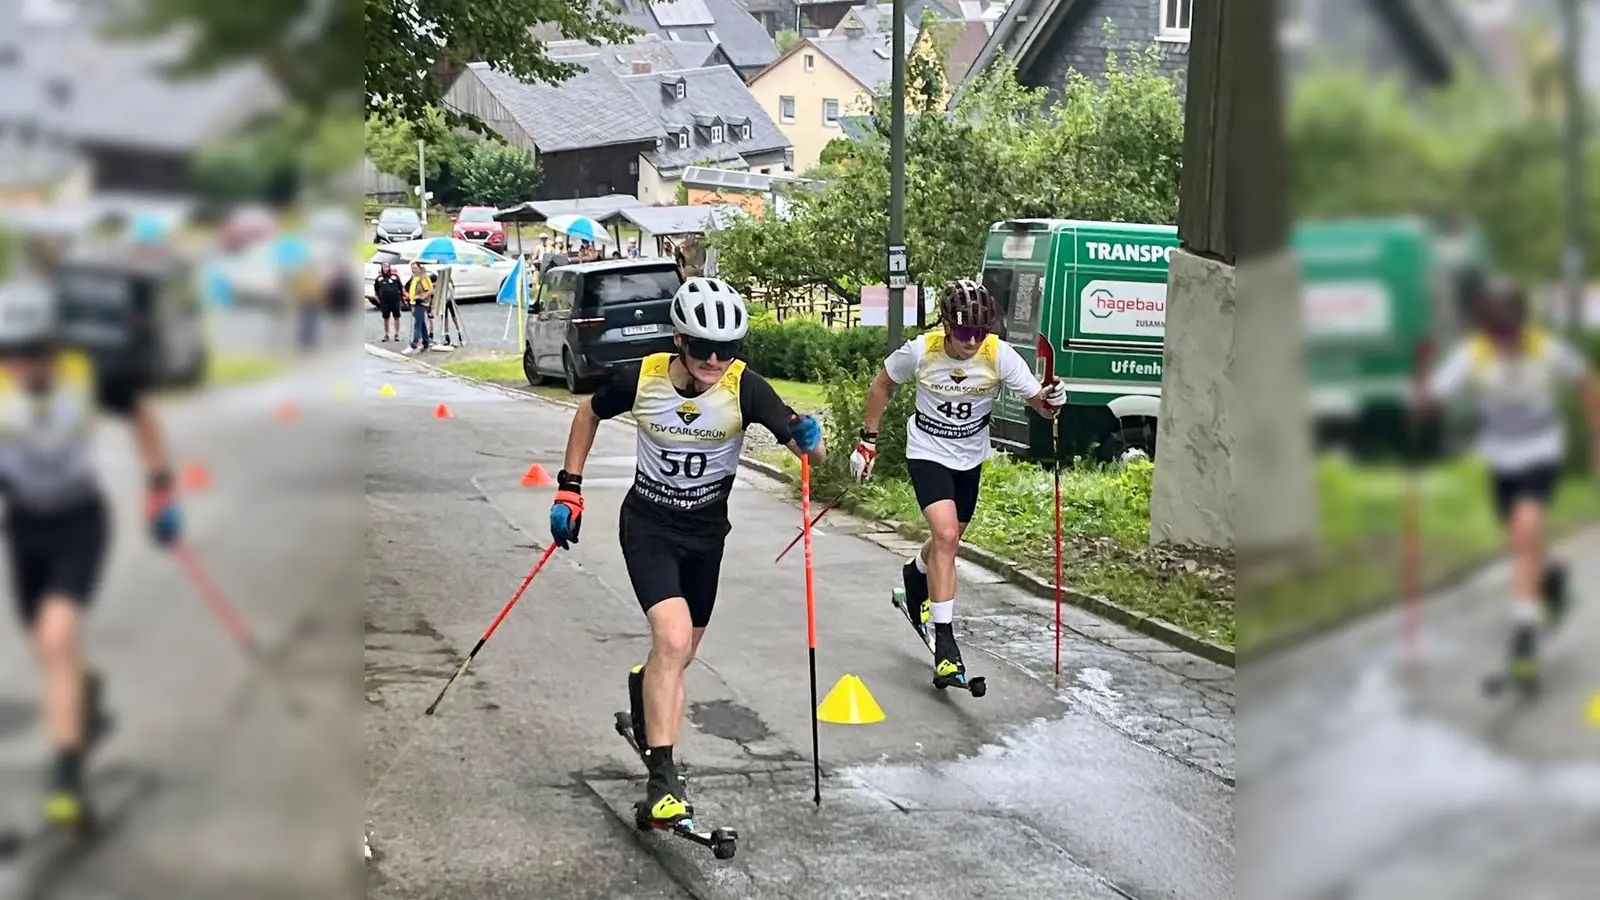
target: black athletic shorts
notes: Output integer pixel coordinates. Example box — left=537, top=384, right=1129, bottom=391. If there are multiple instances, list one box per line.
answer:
left=1490, top=463, right=1561, bottom=525
left=4, top=497, right=110, bottom=628
left=906, top=458, right=984, bottom=524
left=378, top=295, right=402, bottom=319
left=619, top=500, right=726, bottom=628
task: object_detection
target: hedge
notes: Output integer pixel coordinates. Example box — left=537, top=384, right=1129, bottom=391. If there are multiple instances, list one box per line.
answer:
left=742, top=318, right=921, bottom=383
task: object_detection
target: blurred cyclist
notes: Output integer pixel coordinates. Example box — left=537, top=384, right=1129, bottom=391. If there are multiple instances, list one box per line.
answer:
left=1417, top=278, right=1600, bottom=686
left=0, top=271, right=181, bottom=833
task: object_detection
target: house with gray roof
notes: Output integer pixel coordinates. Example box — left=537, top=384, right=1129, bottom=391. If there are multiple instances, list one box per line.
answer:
left=610, top=0, right=781, bottom=80
left=545, top=34, right=738, bottom=76
left=0, top=0, right=283, bottom=201
left=445, top=61, right=666, bottom=201
left=444, top=54, right=789, bottom=204
left=618, top=64, right=793, bottom=204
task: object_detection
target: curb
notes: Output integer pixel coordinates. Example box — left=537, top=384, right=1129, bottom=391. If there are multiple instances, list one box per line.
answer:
left=365, top=343, right=1237, bottom=668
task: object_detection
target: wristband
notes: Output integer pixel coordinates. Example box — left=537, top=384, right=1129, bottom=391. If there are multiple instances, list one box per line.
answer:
left=557, top=469, right=583, bottom=491
left=148, top=470, right=173, bottom=494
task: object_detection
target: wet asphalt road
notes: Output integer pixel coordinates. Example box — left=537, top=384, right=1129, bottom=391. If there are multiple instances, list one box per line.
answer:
left=1239, top=527, right=1600, bottom=899
left=0, top=343, right=365, bottom=899
left=362, top=349, right=1235, bottom=900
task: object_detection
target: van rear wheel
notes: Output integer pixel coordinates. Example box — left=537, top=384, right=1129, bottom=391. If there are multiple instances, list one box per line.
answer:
left=1095, top=417, right=1157, bottom=463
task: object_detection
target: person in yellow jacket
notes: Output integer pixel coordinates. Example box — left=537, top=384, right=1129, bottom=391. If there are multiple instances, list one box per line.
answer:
left=406, top=262, right=435, bottom=353
left=1417, top=278, right=1600, bottom=688
left=0, top=277, right=179, bottom=833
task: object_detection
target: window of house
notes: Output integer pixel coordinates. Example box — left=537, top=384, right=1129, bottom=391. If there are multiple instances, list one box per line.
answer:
left=628, top=159, right=639, bottom=175
left=675, top=82, right=686, bottom=99
left=668, top=30, right=682, bottom=41
left=711, top=125, right=724, bottom=143
left=677, top=132, right=689, bottom=149
left=740, top=123, right=751, bottom=140
left=706, top=29, right=719, bottom=43
left=804, top=54, right=815, bottom=72
left=1159, top=0, right=1191, bottom=41
left=823, top=98, right=840, bottom=126
left=779, top=96, right=795, bottom=123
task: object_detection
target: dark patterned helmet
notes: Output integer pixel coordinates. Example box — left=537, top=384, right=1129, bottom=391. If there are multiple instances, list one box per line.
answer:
left=939, top=279, right=998, bottom=330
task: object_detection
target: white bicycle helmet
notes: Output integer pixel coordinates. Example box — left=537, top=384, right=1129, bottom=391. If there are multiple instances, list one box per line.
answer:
left=670, top=277, right=748, bottom=341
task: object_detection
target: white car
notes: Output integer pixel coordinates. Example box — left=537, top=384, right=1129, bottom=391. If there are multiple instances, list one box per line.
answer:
left=362, top=239, right=519, bottom=303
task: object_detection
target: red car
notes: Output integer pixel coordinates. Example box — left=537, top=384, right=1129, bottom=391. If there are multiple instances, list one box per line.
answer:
left=452, top=206, right=507, bottom=251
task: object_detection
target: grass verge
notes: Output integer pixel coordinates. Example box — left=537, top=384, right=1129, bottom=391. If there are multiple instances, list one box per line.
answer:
left=206, top=353, right=289, bottom=386
left=1238, top=455, right=1600, bottom=654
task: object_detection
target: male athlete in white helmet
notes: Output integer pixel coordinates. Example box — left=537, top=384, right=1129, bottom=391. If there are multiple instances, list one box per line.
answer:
left=0, top=272, right=180, bottom=834
left=549, top=276, right=824, bottom=825
left=853, top=279, right=1066, bottom=686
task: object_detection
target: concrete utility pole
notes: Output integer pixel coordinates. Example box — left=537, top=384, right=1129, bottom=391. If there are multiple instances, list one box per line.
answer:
left=886, top=0, right=908, bottom=349
left=1560, top=0, right=1586, bottom=334
left=1148, top=0, right=1315, bottom=555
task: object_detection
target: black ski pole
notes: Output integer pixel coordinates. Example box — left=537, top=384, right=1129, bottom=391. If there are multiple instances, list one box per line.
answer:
left=801, top=455, right=821, bottom=807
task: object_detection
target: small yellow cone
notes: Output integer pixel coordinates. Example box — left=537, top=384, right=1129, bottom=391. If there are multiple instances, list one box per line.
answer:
left=817, top=674, right=885, bottom=725
left=1586, top=692, right=1600, bottom=727
left=379, top=383, right=397, bottom=396
left=332, top=381, right=354, bottom=400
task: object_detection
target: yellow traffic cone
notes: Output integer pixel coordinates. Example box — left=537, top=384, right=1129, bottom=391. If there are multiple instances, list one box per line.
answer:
left=379, top=383, right=397, bottom=397
left=1586, top=692, right=1600, bottom=727
left=817, top=674, right=885, bottom=725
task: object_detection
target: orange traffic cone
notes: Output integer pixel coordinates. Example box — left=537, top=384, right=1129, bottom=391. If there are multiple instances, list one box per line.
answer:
left=275, top=400, right=299, bottom=423
left=520, top=464, right=554, bottom=487
left=180, top=461, right=211, bottom=493
left=433, top=403, right=454, bottom=419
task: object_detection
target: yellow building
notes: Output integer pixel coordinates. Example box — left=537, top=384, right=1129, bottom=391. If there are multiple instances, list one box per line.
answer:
left=747, top=28, right=899, bottom=175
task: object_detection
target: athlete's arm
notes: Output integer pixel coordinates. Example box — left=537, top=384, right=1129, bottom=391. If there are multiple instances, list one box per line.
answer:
left=1551, top=338, right=1600, bottom=458
left=1416, top=342, right=1471, bottom=414
left=564, top=365, right=640, bottom=476
left=97, top=371, right=172, bottom=487
left=863, top=339, right=919, bottom=434
left=741, top=371, right=823, bottom=462
left=997, top=342, right=1053, bottom=417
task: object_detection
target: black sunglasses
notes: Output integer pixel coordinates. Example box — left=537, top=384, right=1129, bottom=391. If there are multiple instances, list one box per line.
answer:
left=684, top=338, right=741, bottom=361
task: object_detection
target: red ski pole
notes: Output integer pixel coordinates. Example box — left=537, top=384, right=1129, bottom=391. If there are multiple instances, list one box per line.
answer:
left=1054, top=462, right=1063, bottom=686
left=426, top=543, right=558, bottom=715
left=801, top=454, right=821, bottom=808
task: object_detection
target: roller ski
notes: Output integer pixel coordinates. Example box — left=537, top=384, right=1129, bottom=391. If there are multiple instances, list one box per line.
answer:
left=0, top=671, right=113, bottom=857
left=1482, top=563, right=1568, bottom=699
left=890, top=586, right=986, bottom=697
left=610, top=667, right=737, bottom=861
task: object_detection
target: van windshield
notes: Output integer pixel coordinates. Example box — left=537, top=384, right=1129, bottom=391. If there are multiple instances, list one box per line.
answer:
left=583, top=268, right=682, bottom=306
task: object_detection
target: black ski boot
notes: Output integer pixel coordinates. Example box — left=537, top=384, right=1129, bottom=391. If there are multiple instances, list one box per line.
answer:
left=932, top=623, right=966, bottom=684
left=1541, top=563, right=1570, bottom=630
left=640, top=747, right=690, bottom=825
left=40, top=748, right=91, bottom=834
left=902, top=559, right=930, bottom=638
left=1508, top=620, right=1539, bottom=690
left=627, top=665, right=647, bottom=749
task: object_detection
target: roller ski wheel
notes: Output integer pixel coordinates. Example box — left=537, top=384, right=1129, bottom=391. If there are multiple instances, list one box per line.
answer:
left=933, top=673, right=987, bottom=697
left=1483, top=667, right=1540, bottom=699
left=629, top=803, right=738, bottom=859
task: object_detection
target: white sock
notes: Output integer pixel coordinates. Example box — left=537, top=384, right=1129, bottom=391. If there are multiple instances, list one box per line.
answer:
left=914, top=551, right=927, bottom=575
left=930, top=600, right=954, bottom=625
left=1511, top=597, right=1539, bottom=625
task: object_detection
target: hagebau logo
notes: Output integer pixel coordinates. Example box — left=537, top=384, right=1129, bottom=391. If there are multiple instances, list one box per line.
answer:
left=1078, top=279, right=1167, bottom=339
left=676, top=401, right=701, bottom=425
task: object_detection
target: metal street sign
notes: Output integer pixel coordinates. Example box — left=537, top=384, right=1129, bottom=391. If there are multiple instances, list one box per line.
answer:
left=889, top=274, right=907, bottom=289
left=887, top=244, right=907, bottom=274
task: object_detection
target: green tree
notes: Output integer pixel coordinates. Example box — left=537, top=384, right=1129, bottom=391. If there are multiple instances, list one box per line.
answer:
left=776, top=29, right=802, bottom=54
left=710, top=39, right=1186, bottom=303
left=458, top=142, right=544, bottom=207
left=366, top=107, right=478, bottom=193
left=109, top=0, right=635, bottom=129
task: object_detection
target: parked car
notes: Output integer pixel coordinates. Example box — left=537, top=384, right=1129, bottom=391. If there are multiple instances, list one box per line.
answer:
left=372, top=207, right=424, bottom=244
left=53, top=246, right=208, bottom=388
left=524, top=259, right=683, bottom=393
left=220, top=205, right=277, bottom=252
left=451, top=206, right=507, bottom=252
left=361, top=239, right=519, bottom=303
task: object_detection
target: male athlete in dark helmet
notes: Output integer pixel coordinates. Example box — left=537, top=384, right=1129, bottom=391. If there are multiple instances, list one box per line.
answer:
left=548, top=276, right=824, bottom=824
left=1416, top=277, right=1600, bottom=687
left=0, top=272, right=180, bottom=833
left=853, top=279, right=1066, bottom=683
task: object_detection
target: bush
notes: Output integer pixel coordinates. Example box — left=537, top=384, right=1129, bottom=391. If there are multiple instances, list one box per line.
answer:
left=742, top=319, right=921, bottom=383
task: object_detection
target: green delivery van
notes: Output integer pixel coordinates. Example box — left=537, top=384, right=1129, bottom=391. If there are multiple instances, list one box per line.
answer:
left=982, top=217, right=1484, bottom=462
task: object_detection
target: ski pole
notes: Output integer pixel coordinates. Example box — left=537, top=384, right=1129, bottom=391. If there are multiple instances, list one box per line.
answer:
left=172, top=542, right=304, bottom=715
left=1402, top=338, right=1435, bottom=665
left=426, top=542, right=558, bottom=716
left=801, top=454, right=821, bottom=808
left=774, top=489, right=851, bottom=563
left=1053, top=459, right=1063, bottom=687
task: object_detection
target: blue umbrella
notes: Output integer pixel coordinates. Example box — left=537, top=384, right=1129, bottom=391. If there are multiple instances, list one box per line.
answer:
left=546, top=214, right=614, bottom=245
left=270, top=233, right=313, bottom=270
left=201, top=261, right=236, bottom=308
left=414, top=236, right=469, bottom=264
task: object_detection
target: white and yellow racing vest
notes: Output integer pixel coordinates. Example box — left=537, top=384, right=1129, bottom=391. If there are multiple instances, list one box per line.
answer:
left=1464, top=328, right=1567, bottom=468
left=0, top=351, right=102, bottom=513
left=905, top=332, right=1003, bottom=469
left=630, top=353, right=747, bottom=511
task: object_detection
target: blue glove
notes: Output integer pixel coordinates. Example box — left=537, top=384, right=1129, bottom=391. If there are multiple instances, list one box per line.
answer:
left=550, top=486, right=584, bottom=550
left=791, top=415, right=822, bottom=453
left=146, top=490, right=181, bottom=548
